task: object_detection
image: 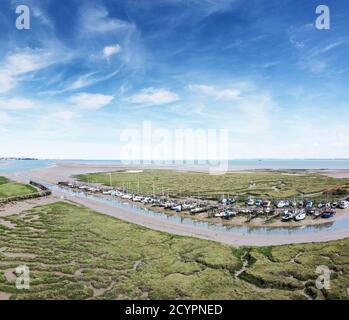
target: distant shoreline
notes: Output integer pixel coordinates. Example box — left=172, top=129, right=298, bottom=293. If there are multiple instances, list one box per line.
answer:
left=1, top=159, right=349, bottom=176
left=0, top=158, right=38, bottom=161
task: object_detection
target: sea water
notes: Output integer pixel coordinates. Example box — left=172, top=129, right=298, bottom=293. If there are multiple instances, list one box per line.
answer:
left=0, top=160, right=54, bottom=173
left=1, top=159, right=349, bottom=174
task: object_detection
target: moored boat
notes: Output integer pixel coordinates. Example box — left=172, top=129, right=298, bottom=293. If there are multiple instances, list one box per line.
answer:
left=322, top=209, right=336, bottom=219
left=294, top=209, right=306, bottom=221
left=282, top=210, right=294, bottom=221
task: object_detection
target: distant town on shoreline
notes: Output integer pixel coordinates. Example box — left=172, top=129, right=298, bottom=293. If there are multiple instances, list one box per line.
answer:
left=0, top=157, right=38, bottom=161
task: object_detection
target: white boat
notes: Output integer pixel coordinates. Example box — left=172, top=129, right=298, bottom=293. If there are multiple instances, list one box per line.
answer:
left=338, top=200, right=349, bottom=209
left=171, top=204, right=182, bottom=212
left=190, top=207, right=207, bottom=214
left=277, top=200, right=286, bottom=208
left=142, top=197, right=153, bottom=204
left=214, top=211, right=225, bottom=218
left=313, top=210, right=322, bottom=218
left=294, top=210, right=306, bottom=221
left=282, top=210, right=294, bottom=221
left=331, top=202, right=338, bottom=209
left=264, top=207, right=272, bottom=214
left=246, top=198, right=254, bottom=206
left=181, top=204, right=196, bottom=210
left=220, top=210, right=237, bottom=219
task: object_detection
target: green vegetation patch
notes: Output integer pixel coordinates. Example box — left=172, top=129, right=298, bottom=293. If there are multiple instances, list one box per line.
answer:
left=74, top=170, right=348, bottom=198
left=0, top=177, right=37, bottom=199
left=0, top=176, right=9, bottom=185
left=0, top=201, right=348, bottom=300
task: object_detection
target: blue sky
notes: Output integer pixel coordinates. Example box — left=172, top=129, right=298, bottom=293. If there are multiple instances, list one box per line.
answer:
left=0, top=0, right=349, bottom=159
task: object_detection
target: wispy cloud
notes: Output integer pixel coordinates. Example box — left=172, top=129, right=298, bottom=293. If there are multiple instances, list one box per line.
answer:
left=51, top=110, right=79, bottom=122
left=320, top=41, right=343, bottom=54
left=0, top=98, right=35, bottom=110
left=125, top=88, right=180, bottom=106
left=0, top=48, right=67, bottom=93
left=68, top=70, right=120, bottom=91
left=68, top=93, right=114, bottom=110
left=82, top=6, right=136, bottom=34
left=188, top=84, right=241, bottom=100
left=288, top=24, right=346, bottom=74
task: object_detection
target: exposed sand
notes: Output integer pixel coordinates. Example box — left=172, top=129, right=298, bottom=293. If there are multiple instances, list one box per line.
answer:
left=2, top=164, right=349, bottom=247
left=317, top=169, right=349, bottom=179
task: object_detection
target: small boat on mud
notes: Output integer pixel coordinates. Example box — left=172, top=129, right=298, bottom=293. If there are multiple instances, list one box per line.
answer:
left=322, top=209, right=336, bottom=219
left=294, top=210, right=306, bottom=221
left=214, top=211, right=225, bottom=218
left=282, top=210, right=294, bottom=221
left=313, top=210, right=322, bottom=218
left=190, top=207, right=207, bottom=214
left=338, top=200, right=349, bottom=209
left=171, top=204, right=182, bottom=212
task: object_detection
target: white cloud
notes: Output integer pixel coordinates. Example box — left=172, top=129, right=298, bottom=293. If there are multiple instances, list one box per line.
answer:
left=83, top=6, right=135, bottom=33
left=51, top=111, right=79, bottom=121
left=126, top=88, right=180, bottom=106
left=188, top=84, right=241, bottom=100
left=69, top=70, right=120, bottom=91
left=0, top=98, right=35, bottom=110
left=103, top=44, right=122, bottom=60
left=320, top=42, right=342, bottom=54
left=5, top=50, right=53, bottom=75
left=0, top=71, right=15, bottom=93
left=41, top=70, right=120, bottom=95
left=68, top=93, right=114, bottom=110
left=0, top=48, right=61, bottom=93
